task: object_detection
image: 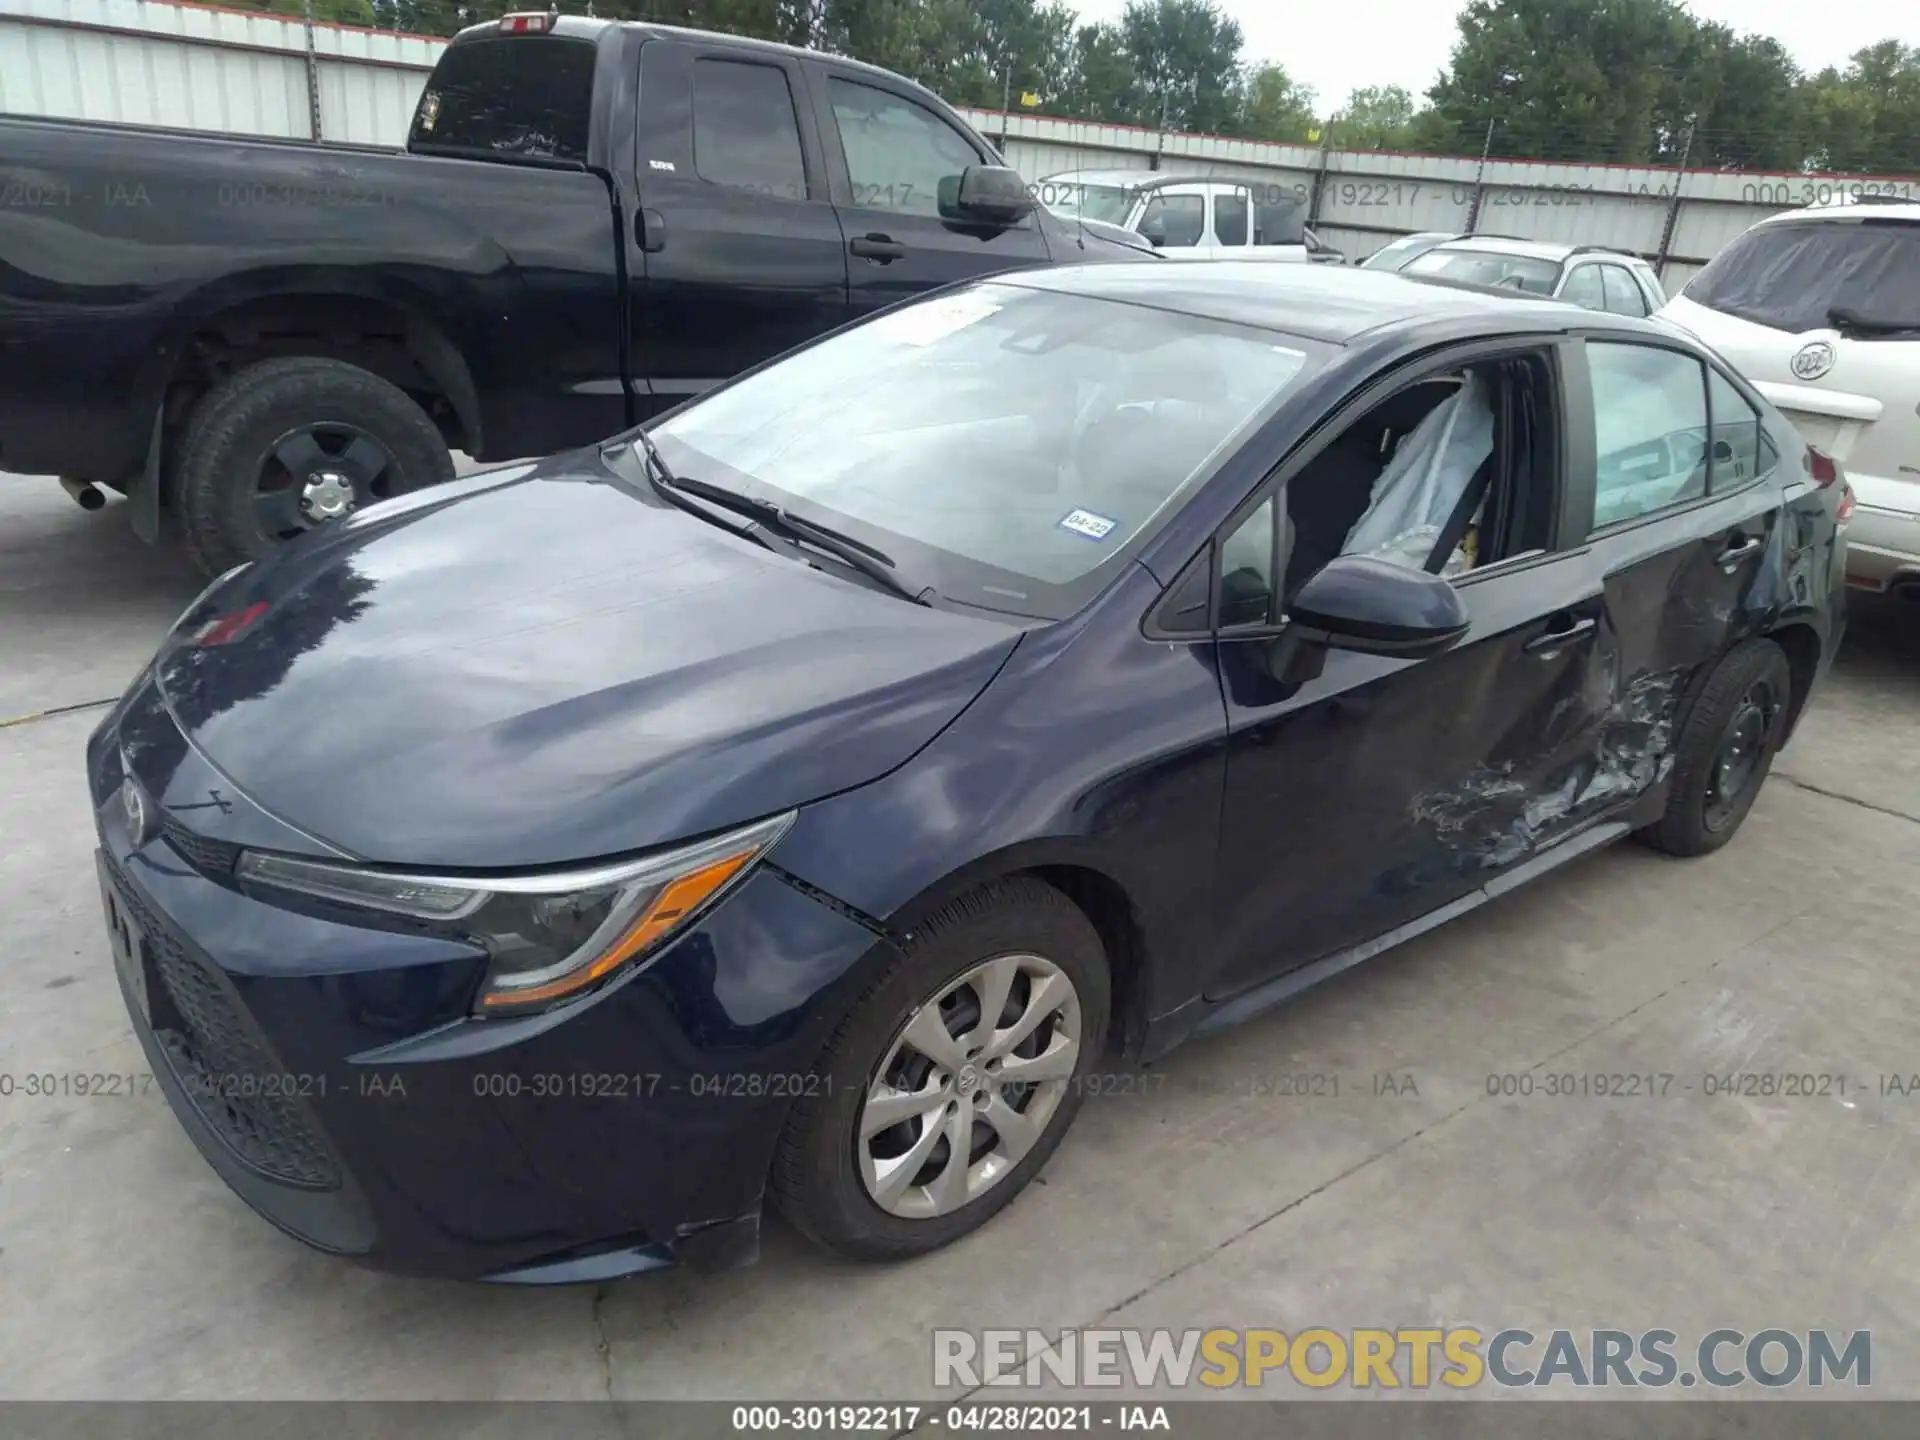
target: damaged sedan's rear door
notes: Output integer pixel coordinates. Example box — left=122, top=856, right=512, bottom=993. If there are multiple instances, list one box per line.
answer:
left=1562, top=336, right=1783, bottom=793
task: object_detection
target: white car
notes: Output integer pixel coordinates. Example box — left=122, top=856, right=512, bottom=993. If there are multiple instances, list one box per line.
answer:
left=1034, top=170, right=1345, bottom=263
left=1401, top=236, right=1668, bottom=316
left=1659, top=199, right=1920, bottom=595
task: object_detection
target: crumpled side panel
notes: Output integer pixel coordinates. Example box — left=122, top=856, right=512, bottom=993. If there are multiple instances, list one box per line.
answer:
left=1409, top=668, right=1687, bottom=868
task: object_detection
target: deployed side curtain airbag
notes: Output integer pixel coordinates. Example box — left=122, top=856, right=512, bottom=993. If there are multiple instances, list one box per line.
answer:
left=1343, top=373, right=1495, bottom=572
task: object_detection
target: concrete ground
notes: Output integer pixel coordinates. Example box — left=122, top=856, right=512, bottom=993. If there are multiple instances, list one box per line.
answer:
left=2, top=474, right=1918, bottom=1404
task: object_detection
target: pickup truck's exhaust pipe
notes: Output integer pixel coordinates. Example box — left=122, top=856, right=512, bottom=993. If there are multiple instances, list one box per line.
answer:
left=58, top=476, right=106, bottom=511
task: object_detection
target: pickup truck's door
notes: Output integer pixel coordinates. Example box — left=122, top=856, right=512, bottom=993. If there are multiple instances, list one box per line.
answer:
left=804, top=66, right=1054, bottom=316
left=631, top=38, right=850, bottom=413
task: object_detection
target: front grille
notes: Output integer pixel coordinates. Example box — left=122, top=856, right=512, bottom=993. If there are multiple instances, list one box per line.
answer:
left=161, top=817, right=241, bottom=877
left=107, top=857, right=341, bottom=1191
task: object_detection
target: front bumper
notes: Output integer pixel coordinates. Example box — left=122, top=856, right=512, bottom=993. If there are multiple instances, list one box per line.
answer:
left=88, top=686, right=890, bottom=1282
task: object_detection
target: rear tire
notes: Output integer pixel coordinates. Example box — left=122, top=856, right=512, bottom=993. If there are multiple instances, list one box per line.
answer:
left=1638, top=638, right=1792, bottom=857
left=176, top=357, right=453, bottom=576
left=771, top=877, right=1110, bottom=1261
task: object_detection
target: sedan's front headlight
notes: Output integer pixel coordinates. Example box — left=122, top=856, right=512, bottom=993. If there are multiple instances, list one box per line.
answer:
left=237, top=812, right=794, bottom=1015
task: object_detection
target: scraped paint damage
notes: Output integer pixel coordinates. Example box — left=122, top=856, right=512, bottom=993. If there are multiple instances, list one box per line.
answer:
left=1411, top=669, right=1687, bottom=867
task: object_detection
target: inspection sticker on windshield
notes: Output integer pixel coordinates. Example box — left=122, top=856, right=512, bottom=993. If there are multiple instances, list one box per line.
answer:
left=1058, top=508, right=1119, bottom=541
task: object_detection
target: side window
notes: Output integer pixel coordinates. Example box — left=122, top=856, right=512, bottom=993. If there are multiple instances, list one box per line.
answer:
left=1141, top=193, right=1206, bottom=247
left=1559, top=265, right=1606, bottom=311
left=1706, top=367, right=1767, bottom=491
left=1601, top=265, right=1650, bottom=318
left=828, top=77, right=981, bottom=218
left=1586, top=342, right=1709, bottom=531
left=692, top=59, right=807, bottom=201
left=1339, top=370, right=1496, bottom=574
left=1219, top=496, right=1278, bottom=628
left=1212, top=191, right=1249, bottom=246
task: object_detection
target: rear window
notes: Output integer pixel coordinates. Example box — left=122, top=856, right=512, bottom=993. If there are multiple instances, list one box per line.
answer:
left=1253, top=196, right=1306, bottom=247
left=1404, top=248, right=1561, bottom=294
left=1684, top=220, right=1920, bottom=336
left=410, top=37, right=596, bottom=163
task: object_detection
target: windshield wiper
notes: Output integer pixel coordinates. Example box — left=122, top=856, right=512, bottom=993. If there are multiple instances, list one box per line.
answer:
left=1828, top=305, right=1920, bottom=336
left=631, top=433, right=932, bottom=606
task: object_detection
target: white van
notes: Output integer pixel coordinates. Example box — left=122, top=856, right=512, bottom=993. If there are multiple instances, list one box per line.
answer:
left=1035, top=170, right=1346, bottom=264
left=1659, top=199, right=1920, bottom=594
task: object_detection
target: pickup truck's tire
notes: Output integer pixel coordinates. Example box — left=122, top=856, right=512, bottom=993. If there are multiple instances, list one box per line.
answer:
left=176, top=357, right=453, bottom=575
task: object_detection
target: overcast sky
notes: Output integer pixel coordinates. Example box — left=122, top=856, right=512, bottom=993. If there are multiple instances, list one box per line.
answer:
left=1065, top=0, right=1902, bottom=113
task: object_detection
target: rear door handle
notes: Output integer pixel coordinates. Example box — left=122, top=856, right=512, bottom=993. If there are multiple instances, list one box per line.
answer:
left=1523, top=615, right=1597, bottom=656
left=1716, top=536, right=1764, bottom=569
left=849, top=234, right=906, bottom=262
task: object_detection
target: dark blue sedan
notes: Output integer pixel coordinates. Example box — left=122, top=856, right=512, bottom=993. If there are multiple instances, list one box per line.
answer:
left=89, top=263, right=1846, bottom=1281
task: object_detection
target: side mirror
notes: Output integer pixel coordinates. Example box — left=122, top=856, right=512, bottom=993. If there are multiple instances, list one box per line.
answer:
left=1139, top=214, right=1168, bottom=247
left=1286, top=555, right=1470, bottom=659
left=938, top=165, right=1036, bottom=225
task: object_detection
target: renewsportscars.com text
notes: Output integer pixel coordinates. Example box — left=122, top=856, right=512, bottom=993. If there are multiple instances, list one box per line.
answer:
left=934, top=1326, right=1871, bottom=1390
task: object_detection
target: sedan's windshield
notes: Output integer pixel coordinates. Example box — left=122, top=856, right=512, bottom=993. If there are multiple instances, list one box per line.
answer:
left=1404, top=248, right=1563, bottom=294
left=651, top=282, right=1319, bottom=618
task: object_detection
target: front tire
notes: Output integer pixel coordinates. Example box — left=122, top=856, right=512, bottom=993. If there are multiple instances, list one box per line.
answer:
left=176, top=357, right=454, bottom=575
left=1638, top=638, right=1792, bottom=857
left=772, top=877, right=1111, bottom=1261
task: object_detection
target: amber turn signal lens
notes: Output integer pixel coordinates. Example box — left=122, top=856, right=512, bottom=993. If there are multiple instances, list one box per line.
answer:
left=477, top=848, right=756, bottom=1010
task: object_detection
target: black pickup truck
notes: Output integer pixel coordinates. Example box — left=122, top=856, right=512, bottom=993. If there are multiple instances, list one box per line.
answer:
left=0, top=15, right=1135, bottom=573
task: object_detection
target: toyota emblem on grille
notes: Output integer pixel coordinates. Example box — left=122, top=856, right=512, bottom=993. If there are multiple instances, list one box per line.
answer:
left=1790, top=341, right=1835, bottom=381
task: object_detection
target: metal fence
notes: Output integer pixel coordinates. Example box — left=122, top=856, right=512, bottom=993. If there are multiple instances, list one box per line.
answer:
left=6, top=0, right=1918, bottom=285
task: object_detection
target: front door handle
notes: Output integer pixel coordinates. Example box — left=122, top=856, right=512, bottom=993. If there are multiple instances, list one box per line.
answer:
left=849, top=234, right=906, bottom=262
left=636, top=207, right=666, bottom=254
left=1523, top=614, right=1597, bottom=656
left=1715, top=536, right=1764, bottom=570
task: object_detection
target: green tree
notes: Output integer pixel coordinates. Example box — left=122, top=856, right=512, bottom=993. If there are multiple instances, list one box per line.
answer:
left=251, top=0, right=378, bottom=24
left=1237, top=63, right=1316, bottom=144
left=1054, top=21, right=1136, bottom=123
left=1423, top=0, right=1697, bottom=163
left=1330, top=84, right=1416, bottom=150
left=1119, top=0, right=1245, bottom=134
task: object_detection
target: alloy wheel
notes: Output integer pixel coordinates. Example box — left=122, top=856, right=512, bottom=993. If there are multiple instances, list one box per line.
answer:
left=857, top=953, right=1082, bottom=1220
left=252, top=423, right=396, bottom=541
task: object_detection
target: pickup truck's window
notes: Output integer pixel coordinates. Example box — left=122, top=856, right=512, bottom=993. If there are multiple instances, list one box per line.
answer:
left=1683, top=219, right=1920, bottom=335
left=409, top=37, right=594, bottom=163
left=1213, top=192, right=1249, bottom=246
left=1586, top=342, right=1709, bottom=531
left=829, top=79, right=980, bottom=218
left=1140, top=194, right=1205, bottom=247
left=692, top=59, right=806, bottom=201
left=652, top=282, right=1320, bottom=619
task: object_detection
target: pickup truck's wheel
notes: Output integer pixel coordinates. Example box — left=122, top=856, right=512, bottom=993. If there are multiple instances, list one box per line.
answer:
left=176, top=357, right=453, bottom=575
left=771, top=877, right=1110, bottom=1261
left=1638, top=638, right=1792, bottom=857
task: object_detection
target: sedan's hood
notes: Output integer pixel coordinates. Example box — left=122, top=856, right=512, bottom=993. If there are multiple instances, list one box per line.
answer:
left=156, top=453, right=1023, bottom=867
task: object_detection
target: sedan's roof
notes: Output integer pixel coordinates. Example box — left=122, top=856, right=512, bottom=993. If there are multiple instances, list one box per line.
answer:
left=1006, top=260, right=1610, bottom=344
